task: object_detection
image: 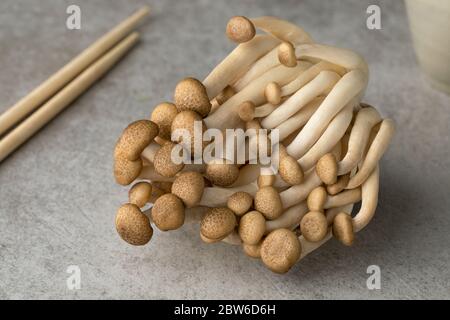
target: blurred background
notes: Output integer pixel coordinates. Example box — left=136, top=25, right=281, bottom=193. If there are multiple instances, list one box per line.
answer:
left=0, top=0, right=449, bottom=299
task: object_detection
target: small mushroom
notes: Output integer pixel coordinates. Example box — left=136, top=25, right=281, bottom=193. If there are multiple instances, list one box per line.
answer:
left=279, top=155, right=304, bottom=185
left=264, top=82, right=282, bottom=105
left=200, top=207, right=237, bottom=240
left=205, top=159, right=240, bottom=187
left=227, top=191, right=253, bottom=216
left=115, top=203, right=153, bottom=246
left=128, top=181, right=152, bottom=208
left=316, top=153, right=338, bottom=185
left=278, top=41, right=297, bottom=67
left=171, top=171, right=205, bottom=208
left=300, top=211, right=328, bottom=242
left=260, top=228, right=301, bottom=274
left=174, top=78, right=211, bottom=117
left=153, top=142, right=185, bottom=177
left=239, top=210, right=266, bottom=245
left=215, top=85, right=236, bottom=105
left=114, top=120, right=159, bottom=161
left=150, top=102, right=178, bottom=140
left=226, top=16, right=256, bottom=43
left=332, top=212, right=354, bottom=246
left=307, top=186, right=327, bottom=212
left=257, top=174, right=275, bottom=188
left=114, top=157, right=143, bottom=186
left=171, top=110, right=207, bottom=155
left=238, top=101, right=256, bottom=122
left=327, top=174, right=350, bottom=195
left=254, top=186, right=283, bottom=220
left=151, top=193, right=185, bottom=231
left=242, top=242, right=262, bottom=258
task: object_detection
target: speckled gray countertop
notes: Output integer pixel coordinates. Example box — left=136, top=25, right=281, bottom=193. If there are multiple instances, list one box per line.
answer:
left=0, top=0, right=449, bottom=299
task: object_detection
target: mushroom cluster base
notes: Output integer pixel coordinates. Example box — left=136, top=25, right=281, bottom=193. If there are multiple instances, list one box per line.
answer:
left=113, top=16, right=395, bottom=274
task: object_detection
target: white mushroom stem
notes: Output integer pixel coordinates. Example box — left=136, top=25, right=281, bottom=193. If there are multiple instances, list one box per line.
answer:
left=233, top=47, right=280, bottom=91
left=324, top=188, right=361, bottom=209
left=352, top=166, right=379, bottom=232
left=346, top=119, right=395, bottom=189
left=295, top=43, right=369, bottom=75
left=265, top=202, right=308, bottom=233
left=275, top=97, right=323, bottom=140
left=253, top=102, right=278, bottom=118
left=204, top=63, right=309, bottom=130
left=286, top=70, right=367, bottom=158
left=279, top=169, right=322, bottom=209
left=281, top=61, right=346, bottom=97
left=261, top=70, right=341, bottom=128
left=203, top=35, right=280, bottom=99
left=141, top=142, right=161, bottom=162
left=297, top=102, right=353, bottom=171
left=337, top=106, right=381, bottom=175
left=250, top=16, right=314, bottom=45
left=198, top=183, right=258, bottom=207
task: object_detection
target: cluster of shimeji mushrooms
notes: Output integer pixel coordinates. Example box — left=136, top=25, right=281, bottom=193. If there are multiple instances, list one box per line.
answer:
left=113, top=16, right=395, bottom=274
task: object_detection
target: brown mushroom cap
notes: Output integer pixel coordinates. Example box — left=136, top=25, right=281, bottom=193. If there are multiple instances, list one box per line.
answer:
left=227, top=191, right=253, bottom=216
left=205, top=159, right=240, bottom=187
left=254, top=186, right=283, bottom=220
left=114, top=120, right=159, bottom=161
left=316, top=153, right=338, bottom=185
left=150, top=102, right=178, bottom=140
left=243, top=242, right=262, bottom=258
left=265, top=82, right=282, bottom=105
left=171, top=171, right=205, bottom=208
left=129, top=181, right=152, bottom=208
left=300, top=211, right=328, bottom=242
left=307, top=186, right=327, bottom=212
left=279, top=155, right=304, bottom=185
left=153, top=142, right=185, bottom=177
left=151, top=193, right=185, bottom=231
left=174, top=78, right=211, bottom=117
left=257, top=174, right=275, bottom=188
left=239, top=211, right=266, bottom=245
left=171, top=110, right=207, bottom=155
left=226, top=16, right=256, bottom=43
left=115, top=203, right=153, bottom=246
left=200, top=207, right=237, bottom=240
left=215, top=86, right=236, bottom=105
left=238, top=101, right=256, bottom=122
left=327, top=174, right=350, bottom=195
left=200, top=231, right=224, bottom=243
left=114, top=157, right=143, bottom=186
left=261, top=228, right=301, bottom=274
left=278, top=41, right=297, bottom=68
left=152, top=181, right=173, bottom=194
left=332, top=212, right=354, bottom=246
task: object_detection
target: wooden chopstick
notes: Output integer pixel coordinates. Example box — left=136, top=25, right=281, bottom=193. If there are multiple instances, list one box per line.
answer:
left=0, top=32, right=140, bottom=163
left=0, top=6, right=149, bottom=137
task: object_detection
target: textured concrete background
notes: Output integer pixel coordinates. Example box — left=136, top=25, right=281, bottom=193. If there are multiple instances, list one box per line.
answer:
left=0, top=0, right=449, bottom=299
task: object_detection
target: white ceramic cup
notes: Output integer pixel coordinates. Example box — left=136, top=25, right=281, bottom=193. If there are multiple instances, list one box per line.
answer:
left=405, top=0, right=450, bottom=94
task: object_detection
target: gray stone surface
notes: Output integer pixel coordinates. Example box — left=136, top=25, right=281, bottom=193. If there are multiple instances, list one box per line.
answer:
left=0, top=0, right=449, bottom=299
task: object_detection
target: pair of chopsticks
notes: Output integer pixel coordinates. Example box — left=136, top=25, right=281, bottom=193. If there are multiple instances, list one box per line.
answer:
left=0, top=6, right=150, bottom=163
